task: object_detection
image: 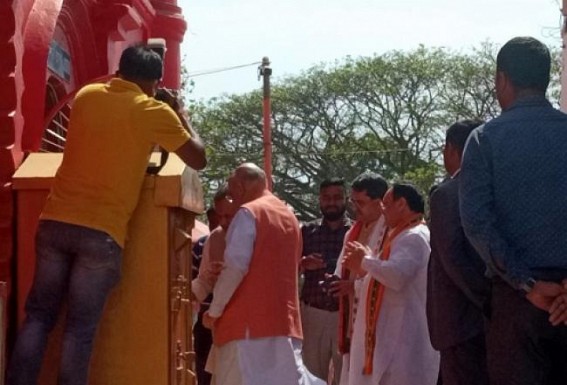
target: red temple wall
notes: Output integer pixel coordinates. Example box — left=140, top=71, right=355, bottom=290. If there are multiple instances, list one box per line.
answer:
left=0, top=0, right=187, bottom=346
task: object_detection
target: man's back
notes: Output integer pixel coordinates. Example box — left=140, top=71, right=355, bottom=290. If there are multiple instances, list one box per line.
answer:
left=214, top=193, right=302, bottom=345
left=41, top=78, right=189, bottom=246
left=461, top=96, right=567, bottom=278
left=427, top=176, right=489, bottom=350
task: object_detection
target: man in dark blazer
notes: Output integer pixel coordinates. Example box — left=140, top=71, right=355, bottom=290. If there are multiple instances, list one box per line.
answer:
left=426, top=119, right=490, bottom=385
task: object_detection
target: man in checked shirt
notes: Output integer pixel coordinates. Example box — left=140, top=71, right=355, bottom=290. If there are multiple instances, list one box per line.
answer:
left=299, top=178, right=351, bottom=385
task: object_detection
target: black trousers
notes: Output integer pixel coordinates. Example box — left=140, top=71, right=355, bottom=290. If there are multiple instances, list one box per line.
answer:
left=487, top=279, right=567, bottom=385
left=439, top=333, right=489, bottom=385
left=193, top=312, right=212, bottom=385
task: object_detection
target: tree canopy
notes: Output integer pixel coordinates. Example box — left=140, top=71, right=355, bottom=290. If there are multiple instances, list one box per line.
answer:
left=185, top=43, right=560, bottom=220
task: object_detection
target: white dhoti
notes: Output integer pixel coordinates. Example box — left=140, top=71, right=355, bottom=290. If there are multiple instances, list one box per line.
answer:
left=210, top=336, right=326, bottom=385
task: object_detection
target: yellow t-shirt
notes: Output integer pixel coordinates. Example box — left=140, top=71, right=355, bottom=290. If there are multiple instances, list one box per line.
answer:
left=41, top=78, right=191, bottom=247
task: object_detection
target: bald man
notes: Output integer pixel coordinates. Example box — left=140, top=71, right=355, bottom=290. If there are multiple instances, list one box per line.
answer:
left=203, top=163, right=323, bottom=385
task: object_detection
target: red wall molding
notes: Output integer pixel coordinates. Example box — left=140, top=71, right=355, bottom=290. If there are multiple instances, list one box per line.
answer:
left=20, top=0, right=65, bottom=151
left=0, top=1, right=17, bottom=287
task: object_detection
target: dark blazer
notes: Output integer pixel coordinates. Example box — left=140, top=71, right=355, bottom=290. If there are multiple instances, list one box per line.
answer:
left=426, top=174, right=490, bottom=350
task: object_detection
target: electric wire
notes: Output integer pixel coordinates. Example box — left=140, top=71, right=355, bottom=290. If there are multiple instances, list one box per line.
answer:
left=205, top=147, right=413, bottom=158
left=186, top=61, right=262, bottom=78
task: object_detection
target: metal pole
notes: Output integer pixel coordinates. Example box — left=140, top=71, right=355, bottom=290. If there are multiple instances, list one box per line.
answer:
left=259, top=57, right=273, bottom=190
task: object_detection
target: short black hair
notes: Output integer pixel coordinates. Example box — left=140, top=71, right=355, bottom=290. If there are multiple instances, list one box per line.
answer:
left=319, top=178, right=345, bottom=192
left=446, top=119, right=484, bottom=154
left=118, top=45, right=163, bottom=81
left=496, top=36, right=551, bottom=93
left=351, top=172, right=388, bottom=200
left=392, top=183, right=425, bottom=214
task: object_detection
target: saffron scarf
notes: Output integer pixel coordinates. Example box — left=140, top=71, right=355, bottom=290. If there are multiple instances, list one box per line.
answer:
left=363, top=215, right=425, bottom=374
left=338, top=221, right=362, bottom=354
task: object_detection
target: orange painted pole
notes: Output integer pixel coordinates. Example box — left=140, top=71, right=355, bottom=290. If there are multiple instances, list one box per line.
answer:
left=259, top=57, right=273, bottom=190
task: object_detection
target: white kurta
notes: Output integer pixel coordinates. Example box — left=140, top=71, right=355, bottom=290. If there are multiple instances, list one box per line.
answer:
left=334, top=217, right=387, bottom=385
left=209, top=209, right=325, bottom=385
left=344, top=224, right=440, bottom=385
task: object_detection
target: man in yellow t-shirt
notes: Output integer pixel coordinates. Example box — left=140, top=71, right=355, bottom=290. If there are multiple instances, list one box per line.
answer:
left=7, top=45, right=206, bottom=385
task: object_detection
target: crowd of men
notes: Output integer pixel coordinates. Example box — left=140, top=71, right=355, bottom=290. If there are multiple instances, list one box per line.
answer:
left=190, top=36, right=567, bottom=385
left=7, top=35, right=567, bottom=385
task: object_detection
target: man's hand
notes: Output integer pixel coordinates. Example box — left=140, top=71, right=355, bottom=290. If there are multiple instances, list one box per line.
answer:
left=155, top=88, right=184, bottom=114
left=343, top=241, right=371, bottom=275
left=526, top=280, right=564, bottom=312
left=549, top=292, right=567, bottom=326
left=300, top=253, right=326, bottom=271
left=202, top=311, right=218, bottom=330
left=524, top=279, right=567, bottom=327
left=203, top=261, right=224, bottom=286
left=327, top=278, right=354, bottom=297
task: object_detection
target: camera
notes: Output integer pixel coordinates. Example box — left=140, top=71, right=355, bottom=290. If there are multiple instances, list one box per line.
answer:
left=155, top=87, right=173, bottom=102
left=154, top=88, right=183, bottom=112
left=318, top=274, right=340, bottom=294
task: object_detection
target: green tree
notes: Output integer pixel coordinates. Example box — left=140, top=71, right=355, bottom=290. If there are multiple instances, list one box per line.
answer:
left=185, top=44, right=560, bottom=220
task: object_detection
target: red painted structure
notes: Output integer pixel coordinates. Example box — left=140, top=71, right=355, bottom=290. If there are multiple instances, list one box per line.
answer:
left=0, top=0, right=187, bottom=338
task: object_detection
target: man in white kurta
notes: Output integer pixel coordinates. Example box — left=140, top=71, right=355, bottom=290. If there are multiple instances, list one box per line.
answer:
left=334, top=217, right=386, bottom=385
left=329, top=173, right=389, bottom=385
left=190, top=185, right=237, bottom=385
left=203, top=163, right=325, bottom=385
left=343, top=184, right=440, bottom=385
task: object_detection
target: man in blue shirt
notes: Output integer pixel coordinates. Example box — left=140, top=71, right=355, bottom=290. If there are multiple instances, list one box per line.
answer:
left=460, top=36, right=567, bottom=385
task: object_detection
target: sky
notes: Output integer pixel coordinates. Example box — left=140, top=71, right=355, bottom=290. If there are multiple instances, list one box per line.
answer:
left=178, top=0, right=563, bottom=101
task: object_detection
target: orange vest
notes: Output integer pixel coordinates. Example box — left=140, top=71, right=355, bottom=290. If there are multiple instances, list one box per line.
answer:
left=214, top=193, right=303, bottom=346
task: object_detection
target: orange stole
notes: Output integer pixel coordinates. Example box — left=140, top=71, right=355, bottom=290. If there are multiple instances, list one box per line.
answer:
left=338, top=221, right=362, bottom=354
left=363, top=215, right=425, bottom=375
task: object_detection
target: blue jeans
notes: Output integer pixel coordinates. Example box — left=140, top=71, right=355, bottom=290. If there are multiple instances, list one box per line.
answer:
left=7, top=220, right=123, bottom=385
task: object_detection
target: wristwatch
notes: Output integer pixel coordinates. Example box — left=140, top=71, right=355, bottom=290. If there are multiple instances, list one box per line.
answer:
left=519, top=277, right=537, bottom=294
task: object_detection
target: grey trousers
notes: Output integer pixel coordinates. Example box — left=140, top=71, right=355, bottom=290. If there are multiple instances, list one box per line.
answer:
left=300, top=303, right=341, bottom=385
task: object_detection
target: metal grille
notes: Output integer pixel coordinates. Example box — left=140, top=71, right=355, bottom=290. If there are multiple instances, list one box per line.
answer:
left=41, top=75, right=112, bottom=152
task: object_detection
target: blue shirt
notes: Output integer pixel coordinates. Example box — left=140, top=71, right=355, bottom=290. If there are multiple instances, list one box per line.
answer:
left=459, top=95, right=567, bottom=288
